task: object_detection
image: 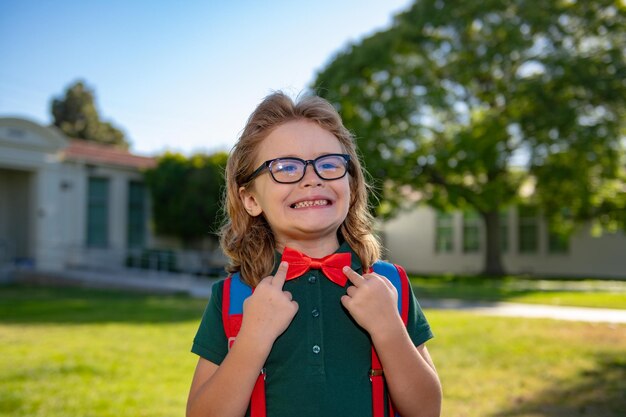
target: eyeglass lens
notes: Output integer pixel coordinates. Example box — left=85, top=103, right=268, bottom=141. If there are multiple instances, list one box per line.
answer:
left=270, top=155, right=348, bottom=183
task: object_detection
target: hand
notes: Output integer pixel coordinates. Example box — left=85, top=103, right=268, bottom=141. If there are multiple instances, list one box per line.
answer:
left=340, top=266, right=401, bottom=336
left=239, top=261, right=299, bottom=347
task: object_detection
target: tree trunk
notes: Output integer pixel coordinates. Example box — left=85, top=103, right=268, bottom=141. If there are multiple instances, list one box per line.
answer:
left=482, top=210, right=506, bottom=276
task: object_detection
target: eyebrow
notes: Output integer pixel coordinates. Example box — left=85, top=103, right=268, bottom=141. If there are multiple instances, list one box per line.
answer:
left=267, top=152, right=343, bottom=160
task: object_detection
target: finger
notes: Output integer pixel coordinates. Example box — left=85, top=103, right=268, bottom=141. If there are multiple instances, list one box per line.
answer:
left=367, top=272, right=394, bottom=291
left=256, top=275, right=272, bottom=288
left=272, top=261, right=289, bottom=288
left=283, top=291, right=293, bottom=301
left=346, top=285, right=357, bottom=297
left=343, top=266, right=366, bottom=287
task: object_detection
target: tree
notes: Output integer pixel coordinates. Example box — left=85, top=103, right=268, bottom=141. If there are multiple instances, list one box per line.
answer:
left=51, top=80, right=129, bottom=148
left=313, top=0, right=626, bottom=275
left=144, top=151, right=228, bottom=244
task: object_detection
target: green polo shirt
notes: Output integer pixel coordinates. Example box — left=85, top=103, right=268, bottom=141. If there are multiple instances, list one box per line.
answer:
left=191, top=243, right=433, bottom=417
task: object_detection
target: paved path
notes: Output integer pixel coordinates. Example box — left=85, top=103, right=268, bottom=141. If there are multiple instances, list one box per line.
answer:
left=419, top=299, right=626, bottom=324
left=15, top=267, right=216, bottom=298
left=13, top=267, right=626, bottom=324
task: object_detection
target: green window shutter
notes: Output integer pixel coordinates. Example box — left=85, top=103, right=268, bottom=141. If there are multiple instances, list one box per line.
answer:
left=127, top=181, right=146, bottom=249
left=86, top=177, right=109, bottom=248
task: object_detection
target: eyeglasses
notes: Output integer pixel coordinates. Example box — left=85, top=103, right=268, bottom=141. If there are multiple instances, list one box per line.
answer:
left=243, top=153, right=351, bottom=184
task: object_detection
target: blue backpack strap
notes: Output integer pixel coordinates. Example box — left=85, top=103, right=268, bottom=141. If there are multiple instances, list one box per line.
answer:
left=372, top=261, right=403, bottom=317
left=371, top=261, right=410, bottom=417
left=222, top=272, right=252, bottom=347
left=222, top=272, right=266, bottom=417
left=373, top=260, right=410, bottom=326
left=228, top=272, right=252, bottom=314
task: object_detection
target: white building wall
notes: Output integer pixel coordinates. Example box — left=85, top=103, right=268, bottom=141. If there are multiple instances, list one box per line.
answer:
left=57, top=163, right=87, bottom=268
left=0, top=146, right=50, bottom=170
left=1, top=118, right=154, bottom=272
left=0, top=119, right=69, bottom=271
left=381, top=205, right=626, bottom=278
left=32, top=161, right=67, bottom=270
left=504, top=223, right=626, bottom=277
left=62, top=163, right=147, bottom=269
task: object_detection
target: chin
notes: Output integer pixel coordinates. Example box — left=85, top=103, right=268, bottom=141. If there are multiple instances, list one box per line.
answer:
left=300, top=223, right=343, bottom=237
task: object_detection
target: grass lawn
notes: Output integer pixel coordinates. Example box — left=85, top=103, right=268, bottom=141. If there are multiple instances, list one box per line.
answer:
left=1, top=284, right=625, bottom=417
left=410, top=275, right=626, bottom=309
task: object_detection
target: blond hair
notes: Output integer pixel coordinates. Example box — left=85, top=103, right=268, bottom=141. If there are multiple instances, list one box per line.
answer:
left=219, top=92, right=380, bottom=286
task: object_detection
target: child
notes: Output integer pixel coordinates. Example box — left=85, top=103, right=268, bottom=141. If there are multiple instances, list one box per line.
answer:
left=187, top=92, right=442, bottom=417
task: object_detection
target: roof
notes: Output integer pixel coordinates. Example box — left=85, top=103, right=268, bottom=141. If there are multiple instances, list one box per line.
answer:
left=0, top=117, right=68, bottom=151
left=63, top=139, right=157, bottom=169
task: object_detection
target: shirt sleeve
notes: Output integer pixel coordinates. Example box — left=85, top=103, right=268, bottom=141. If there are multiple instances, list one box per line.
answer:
left=191, top=279, right=229, bottom=365
left=401, top=268, right=434, bottom=347
left=406, top=286, right=434, bottom=346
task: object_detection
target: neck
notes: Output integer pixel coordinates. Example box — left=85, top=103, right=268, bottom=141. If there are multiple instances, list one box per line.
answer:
left=276, top=236, right=341, bottom=259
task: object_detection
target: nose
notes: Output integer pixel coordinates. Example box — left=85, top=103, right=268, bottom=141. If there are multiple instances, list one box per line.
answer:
left=301, top=162, right=323, bottom=187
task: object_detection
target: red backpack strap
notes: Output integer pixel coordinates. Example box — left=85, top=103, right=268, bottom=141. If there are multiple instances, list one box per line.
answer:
left=371, top=261, right=410, bottom=417
left=222, top=273, right=266, bottom=417
left=222, top=273, right=250, bottom=348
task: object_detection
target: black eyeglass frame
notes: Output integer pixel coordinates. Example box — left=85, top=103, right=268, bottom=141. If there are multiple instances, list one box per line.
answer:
left=242, top=153, right=352, bottom=184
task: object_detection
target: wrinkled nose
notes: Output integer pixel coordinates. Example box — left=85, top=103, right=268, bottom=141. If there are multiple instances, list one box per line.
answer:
left=301, top=163, right=323, bottom=187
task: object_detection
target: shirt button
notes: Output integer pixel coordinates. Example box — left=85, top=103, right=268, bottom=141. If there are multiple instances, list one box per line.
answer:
left=308, top=275, right=317, bottom=284
left=312, top=345, right=321, bottom=354
left=311, top=308, right=320, bottom=318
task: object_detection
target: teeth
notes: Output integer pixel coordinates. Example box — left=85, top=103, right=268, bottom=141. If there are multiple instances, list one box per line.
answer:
left=292, top=200, right=329, bottom=209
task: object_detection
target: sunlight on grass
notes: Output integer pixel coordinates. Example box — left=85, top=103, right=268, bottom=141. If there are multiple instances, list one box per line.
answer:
left=1, top=322, right=199, bottom=417
left=1, top=284, right=625, bottom=417
left=410, top=275, right=626, bottom=309
left=427, top=311, right=626, bottom=417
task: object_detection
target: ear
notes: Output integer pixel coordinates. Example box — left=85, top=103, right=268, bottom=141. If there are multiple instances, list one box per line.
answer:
left=239, top=186, right=263, bottom=217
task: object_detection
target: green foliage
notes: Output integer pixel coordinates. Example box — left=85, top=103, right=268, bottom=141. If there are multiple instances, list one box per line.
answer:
left=143, top=151, right=228, bottom=242
left=51, top=80, right=129, bottom=148
left=313, top=0, right=626, bottom=274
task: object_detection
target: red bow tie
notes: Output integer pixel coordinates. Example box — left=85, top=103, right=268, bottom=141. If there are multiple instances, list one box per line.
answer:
left=281, top=247, right=352, bottom=286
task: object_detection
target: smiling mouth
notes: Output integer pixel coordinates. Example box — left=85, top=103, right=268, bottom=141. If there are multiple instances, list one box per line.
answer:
left=290, top=199, right=331, bottom=209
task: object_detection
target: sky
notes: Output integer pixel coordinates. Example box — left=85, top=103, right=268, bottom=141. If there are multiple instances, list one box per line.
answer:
left=0, top=0, right=413, bottom=156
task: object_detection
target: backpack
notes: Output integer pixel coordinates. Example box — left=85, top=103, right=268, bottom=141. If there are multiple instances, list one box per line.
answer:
left=222, top=260, right=410, bottom=417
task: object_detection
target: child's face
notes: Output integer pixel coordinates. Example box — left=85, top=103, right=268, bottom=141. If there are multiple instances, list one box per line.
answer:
left=239, top=119, right=351, bottom=250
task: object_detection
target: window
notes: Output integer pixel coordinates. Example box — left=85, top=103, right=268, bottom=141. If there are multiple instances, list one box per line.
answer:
left=435, top=212, right=454, bottom=253
left=518, top=206, right=538, bottom=253
left=86, top=177, right=109, bottom=247
left=127, top=181, right=146, bottom=249
left=463, top=210, right=481, bottom=253
left=500, top=209, right=509, bottom=253
left=548, top=209, right=571, bottom=254
left=548, top=230, right=569, bottom=254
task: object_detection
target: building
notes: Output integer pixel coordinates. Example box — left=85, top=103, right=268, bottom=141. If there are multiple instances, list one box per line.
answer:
left=2, top=117, right=624, bottom=280
left=381, top=205, right=626, bottom=278
left=0, top=117, right=155, bottom=273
